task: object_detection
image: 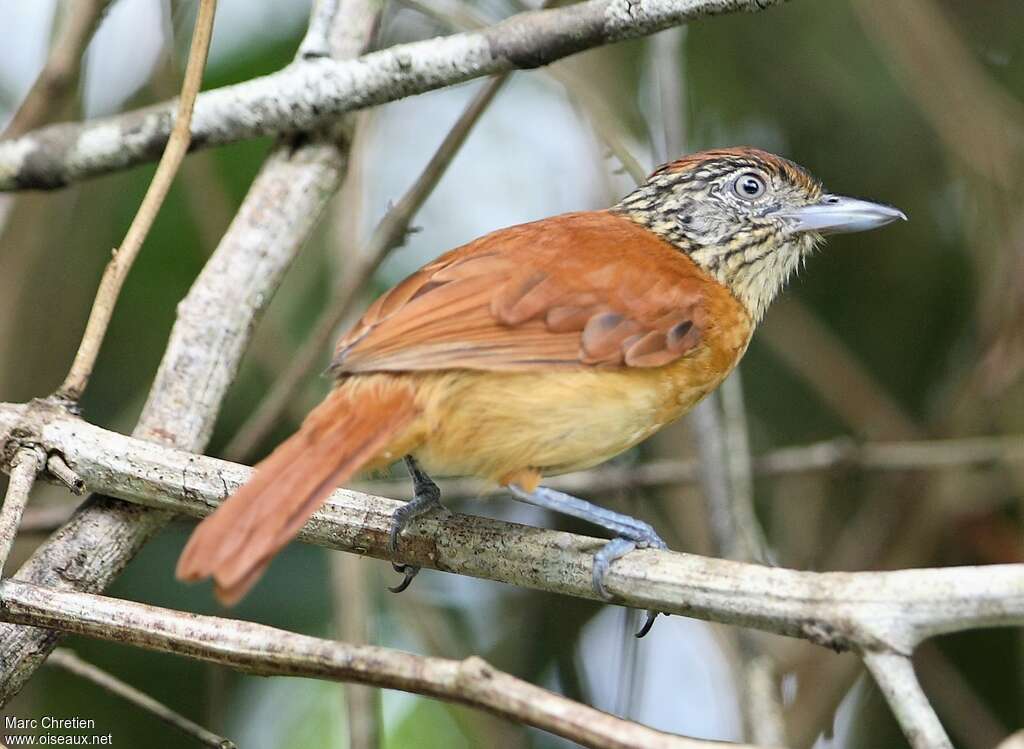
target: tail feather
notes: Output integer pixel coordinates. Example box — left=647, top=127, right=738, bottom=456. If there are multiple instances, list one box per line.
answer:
left=176, top=383, right=417, bottom=605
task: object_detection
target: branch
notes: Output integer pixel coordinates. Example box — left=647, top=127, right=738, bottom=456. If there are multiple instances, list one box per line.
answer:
left=862, top=652, right=951, bottom=749
left=48, top=648, right=235, bottom=749
left=0, top=581, right=760, bottom=749
left=330, top=554, right=380, bottom=749
left=3, top=401, right=1023, bottom=656
left=0, top=449, right=42, bottom=577
left=0, top=0, right=114, bottom=139
left=0, top=0, right=790, bottom=191
left=56, top=0, right=218, bottom=401
left=0, top=0, right=377, bottom=705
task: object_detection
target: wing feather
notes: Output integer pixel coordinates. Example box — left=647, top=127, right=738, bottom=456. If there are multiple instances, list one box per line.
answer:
left=332, top=211, right=714, bottom=374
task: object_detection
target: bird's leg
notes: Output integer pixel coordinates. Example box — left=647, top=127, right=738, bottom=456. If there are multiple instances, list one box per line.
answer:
left=508, top=484, right=666, bottom=637
left=387, top=455, right=443, bottom=593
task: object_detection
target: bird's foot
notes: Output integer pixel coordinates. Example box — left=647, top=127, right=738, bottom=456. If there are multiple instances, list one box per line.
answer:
left=387, top=456, right=442, bottom=593
left=507, top=484, right=668, bottom=637
left=592, top=533, right=667, bottom=638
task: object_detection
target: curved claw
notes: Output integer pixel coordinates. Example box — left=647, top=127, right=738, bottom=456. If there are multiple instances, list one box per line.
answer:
left=635, top=611, right=658, bottom=638
left=592, top=536, right=666, bottom=637
left=386, top=458, right=443, bottom=594
left=388, top=563, right=420, bottom=593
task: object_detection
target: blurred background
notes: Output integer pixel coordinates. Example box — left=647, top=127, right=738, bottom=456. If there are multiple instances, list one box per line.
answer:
left=1, top=0, right=1023, bottom=747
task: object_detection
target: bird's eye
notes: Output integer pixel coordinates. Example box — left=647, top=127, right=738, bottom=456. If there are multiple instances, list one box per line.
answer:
left=733, top=173, right=767, bottom=200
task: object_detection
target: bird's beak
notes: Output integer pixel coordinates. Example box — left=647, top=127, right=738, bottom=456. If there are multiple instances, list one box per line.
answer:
left=775, top=195, right=907, bottom=235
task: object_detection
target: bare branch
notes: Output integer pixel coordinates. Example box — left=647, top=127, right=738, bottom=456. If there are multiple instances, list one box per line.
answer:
left=691, top=397, right=744, bottom=558
left=2, top=401, right=1023, bottom=655
left=48, top=648, right=235, bottom=749
left=1, top=581, right=756, bottom=749
left=56, top=0, right=219, bottom=402
left=0, top=0, right=790, bottom=192
left=0, top=448, right=42, bottom=577
left=755, top=434, right=1024, bottom=473
left=738, top=652, right=787, bottom=746
left=863, top=652, right=952, bottom=749
left=44, top=453, right=84, bottom=495
left=1, top=0, right=114, bottom=139
left=719, top=373, right=770, bottom=562
left=330, top=555, right=381, bottom=749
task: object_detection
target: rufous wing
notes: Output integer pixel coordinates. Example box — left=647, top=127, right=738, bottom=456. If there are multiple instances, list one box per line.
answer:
left=331, top=211, right=711, bottom=374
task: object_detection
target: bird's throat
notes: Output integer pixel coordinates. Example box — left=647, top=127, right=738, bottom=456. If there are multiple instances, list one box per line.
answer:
left=613, top=205, right=813, bottom=323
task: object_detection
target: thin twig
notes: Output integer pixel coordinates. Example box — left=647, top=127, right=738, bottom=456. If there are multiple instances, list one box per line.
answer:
left=45, top=453, right=85, bottom=495
left=691, top=397, right=745, bottom=559
left=863, top=652, right=952, bottom=749
left=2, top=581, right=750, bottom=749
left=720, top=372, right=770, bottom=562
left=331, top=555, right=381, bottom=749
left=48, top=648, right=235, bottom=749
left=0, top=449, right=42, bottom=577
left=1, top=0, right=114, bottom=139
left=56, top=0, right=218, bottom=401
left=223, top=73, right=509, bottom=461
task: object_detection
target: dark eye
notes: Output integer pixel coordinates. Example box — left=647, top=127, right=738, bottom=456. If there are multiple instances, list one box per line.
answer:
left=733, top=173, right=766, bottom=200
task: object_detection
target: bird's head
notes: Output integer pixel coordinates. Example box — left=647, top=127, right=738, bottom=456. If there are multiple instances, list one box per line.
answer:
left=613, top=147, right=906, bottom=321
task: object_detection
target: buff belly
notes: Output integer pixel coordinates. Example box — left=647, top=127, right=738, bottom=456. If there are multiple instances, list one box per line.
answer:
left=391, top=353, right=731, bottom=482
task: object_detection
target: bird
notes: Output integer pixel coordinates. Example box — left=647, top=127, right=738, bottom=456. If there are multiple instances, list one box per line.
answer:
left=176, top=147, right=905, bottom=630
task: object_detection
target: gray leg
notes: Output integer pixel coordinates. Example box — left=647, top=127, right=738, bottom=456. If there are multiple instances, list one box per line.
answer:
left=387, top=455, right=442, bottom=593
left=508, top=484, right=666, bottom=637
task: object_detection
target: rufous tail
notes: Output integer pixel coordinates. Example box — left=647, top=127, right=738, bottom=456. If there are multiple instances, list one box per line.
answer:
left=176, top=383, right=417, bottom=605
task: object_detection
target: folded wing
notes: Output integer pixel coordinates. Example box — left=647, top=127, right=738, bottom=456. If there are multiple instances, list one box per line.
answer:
left=331, top=211, right=710, bottom=374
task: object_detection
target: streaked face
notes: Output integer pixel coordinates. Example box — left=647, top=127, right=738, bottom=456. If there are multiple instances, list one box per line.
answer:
left=615, top=148, right=905, bottom=321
